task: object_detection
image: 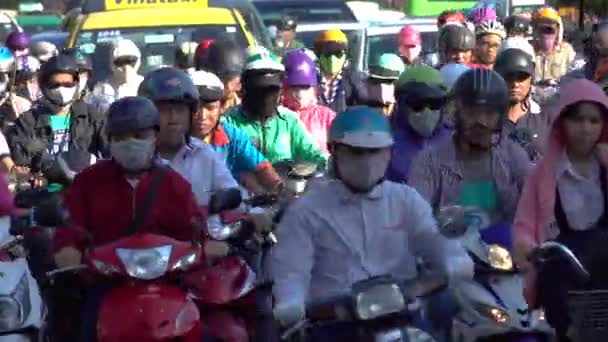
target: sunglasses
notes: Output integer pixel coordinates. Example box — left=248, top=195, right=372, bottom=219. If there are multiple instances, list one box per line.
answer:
left=537, top=26, right=557, bottom=34
left=322, top=50, right=345, bottom=58
left=113, top=56, right=138, bottom=67
left=408, top=98, right=445, bottom=111
left=47, top=81, right=76, bottom=89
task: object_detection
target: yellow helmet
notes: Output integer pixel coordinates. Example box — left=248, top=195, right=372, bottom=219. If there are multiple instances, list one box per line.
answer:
left=534, top=7, right=560, bottom=24
left=314, top=29, right=348, bottom=55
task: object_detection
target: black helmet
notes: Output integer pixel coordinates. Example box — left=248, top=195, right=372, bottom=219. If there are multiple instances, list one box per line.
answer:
left=38, top=52, right=79, bottom=87
left=452, top=68, right=509, bottom=114
left=106, top=96, right=160, bottom=137
left=438, top=25, right=475, bottom=55
left=203, top=38, right=245, bottom=80
left=277, top=16, right=297, bottom=31
left=504, top=15, right=532, bottom=36
left=137, top=67, right=199, bottom=111
left=494, top=48, right=535, bottom=78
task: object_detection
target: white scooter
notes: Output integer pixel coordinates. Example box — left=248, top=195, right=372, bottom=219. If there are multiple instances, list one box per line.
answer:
left=0, top=216, right=46, bottom=342
left=436, top=206, right=554, bottom=342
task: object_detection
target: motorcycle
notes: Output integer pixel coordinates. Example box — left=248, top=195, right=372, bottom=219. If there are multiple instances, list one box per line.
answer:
left=280, top=275, right=445, bottom=342
left=273, top=160, right=325, bottom=200
left=46, top=189, right=242, bottom=341
left=436, top=206, right=554, bottom=342
left=529, top=241, right=608, bottom=341
left=187, top=189, right=279, bottom=341
left=0, top=211, right=47, bottom=341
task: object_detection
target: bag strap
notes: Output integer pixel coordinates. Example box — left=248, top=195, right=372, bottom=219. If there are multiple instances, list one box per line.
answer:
left=126, top=167, right=166, bottom=235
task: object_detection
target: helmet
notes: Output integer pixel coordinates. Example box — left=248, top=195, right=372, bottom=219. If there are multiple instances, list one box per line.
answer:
left=0, top=47, right=14, bottom=74
left=138, top=67, right=199, bottom=111
left=194, top=39, right=215, bottom=70
left=437, top=10, right=465, bottom=29
left=14, top=55, right=40, bottom=82
left=112, top=39, right=141, bottom=60
left=369, top=53, right=405, bottom=80
left=534, top=7, right=560, bottom=25
left=494, top=48, right=535, bottom=78
left=105, top=96, right=160, bottom=137
left=314, top=29, right=348, bottom=54
left=175, top=41, right=198, bottom=70
left=499, top=36, right=535, bottom=59
left=5, top=31, right=30, bottom=51
left=438, top=25, right=476, bottom=54
left=504, top=15, right=532, bottom=36
left=396, top=65, right=447, bottom=99
left=38, top=53, right=79, bottom=87
left=475, top=19, right=506, bottom=39
left=399, top=25, right=421, bottom=46
left=190, top=70, right=224, bottom=102
left=244, top=48, right=284, bottom=73
left=469, top=7, right=497, bottom=24
left=283, top=50, right=317, bottom=87
left=439, top=63, right=470, bottom=91
left=452, top=68, right=509, bottom=114
left=328, top=106, right=394, bottom=148
left=30, top=41, right=58, bottom=63
left=277, top=16, right=297, bottom=31
left=204, top=38, right=245, bottom=80
left=74, top=50, right=93, bottom=72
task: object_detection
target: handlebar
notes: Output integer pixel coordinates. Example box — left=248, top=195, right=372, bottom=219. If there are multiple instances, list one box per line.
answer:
left=528, top=241, right=590, bottom=282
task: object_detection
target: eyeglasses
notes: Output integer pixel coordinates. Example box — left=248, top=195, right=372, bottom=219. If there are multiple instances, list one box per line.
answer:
left=47, top=81, right=76, bottom=89
left=113, top=56, right=138, bottom=67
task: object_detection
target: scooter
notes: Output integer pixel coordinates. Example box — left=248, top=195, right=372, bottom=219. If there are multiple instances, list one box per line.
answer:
left=280, top=275, right=445, bottom=342
left=46, top=189, right=243, bottom=341
left=0, top=215, right=46, bottom=342
left=436, top=206, right=554, bottom=342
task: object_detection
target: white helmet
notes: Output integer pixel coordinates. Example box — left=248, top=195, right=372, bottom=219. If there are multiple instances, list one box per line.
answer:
left=112, top=39, right=141, bottom=60
left=499, top=36, right=535, bottom=60
left=30, top=41, right=57, bottom=63
left=475, top=19, right=506, bottom=39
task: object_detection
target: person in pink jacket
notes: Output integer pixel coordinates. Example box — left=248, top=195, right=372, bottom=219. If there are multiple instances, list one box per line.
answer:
left=514, top=78, right=608, bottom=339
left=281, top=49, right=336, bottom=154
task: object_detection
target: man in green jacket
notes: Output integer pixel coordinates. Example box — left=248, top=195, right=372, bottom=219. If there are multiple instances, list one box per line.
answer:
left=273, top=16, right=305, bottom=56
left=224, top=49, right=326, bottom=166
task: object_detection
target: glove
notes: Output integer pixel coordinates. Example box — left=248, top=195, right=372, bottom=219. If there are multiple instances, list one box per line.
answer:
left=273, top=300, right=305, bottom=327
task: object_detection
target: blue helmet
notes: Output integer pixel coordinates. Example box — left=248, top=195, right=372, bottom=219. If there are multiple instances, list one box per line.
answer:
left=328, top=106, right=394, bottom=149
left=0, top=47, right=15, bottom=74
left=439, top=63, right=470, bottom=92
left=106, top=96, right=160, bottom=137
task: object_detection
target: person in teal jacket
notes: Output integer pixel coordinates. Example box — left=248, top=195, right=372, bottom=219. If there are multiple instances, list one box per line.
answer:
left=190, top=70, right=283, bottom=193
left=224, top=49, right=327, bottom=166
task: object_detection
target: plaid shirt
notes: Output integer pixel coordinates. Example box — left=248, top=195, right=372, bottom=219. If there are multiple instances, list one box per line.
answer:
left=318, top=71, right=343, bottom=105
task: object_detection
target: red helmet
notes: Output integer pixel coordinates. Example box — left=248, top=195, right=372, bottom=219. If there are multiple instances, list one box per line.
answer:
left=437, top=10, right=465, bottom=29
left=194, top=39, right=215, bottom=70
left=399, top=25, right=421, bottom=46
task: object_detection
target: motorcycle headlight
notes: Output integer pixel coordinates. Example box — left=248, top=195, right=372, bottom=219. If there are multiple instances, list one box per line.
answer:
left=487, top=244, right=513, bottom=271
left=474, top=303, right=510, bottom=324
left=207, top=215, right=242, bottom=240
left=0, top=274, right=29, bottom=332
left=355, top=283, right=405, bottom=320
left=116, top=245, right=172, bottom=280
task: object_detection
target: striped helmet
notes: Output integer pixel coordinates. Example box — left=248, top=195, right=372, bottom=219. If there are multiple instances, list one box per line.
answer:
left=451, top=68, right=508, bottom=115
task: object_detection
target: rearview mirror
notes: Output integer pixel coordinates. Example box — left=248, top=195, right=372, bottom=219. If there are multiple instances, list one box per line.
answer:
left=208, top=188, right=242, bottom=215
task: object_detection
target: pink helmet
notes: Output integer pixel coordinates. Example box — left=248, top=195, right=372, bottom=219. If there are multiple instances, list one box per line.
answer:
left=470, top=7, right=497, bottom=24
left=399, top=25, right=421, bottom=47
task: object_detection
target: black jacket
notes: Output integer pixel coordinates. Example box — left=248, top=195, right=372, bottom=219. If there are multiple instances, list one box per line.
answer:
left=317, top=67, right=367, bottom=114
left=6, top=100, right=108, bottom=172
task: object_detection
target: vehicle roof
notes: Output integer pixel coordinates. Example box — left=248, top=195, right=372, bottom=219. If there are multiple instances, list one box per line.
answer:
left=81, top=7, right=238, bottom=30
left=366, top=19, right=437, bottom=36
left=296, top=22, right=367, bottom=32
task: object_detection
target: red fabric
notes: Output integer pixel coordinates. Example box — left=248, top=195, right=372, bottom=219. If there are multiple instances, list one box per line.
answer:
left=211, top=124, right=231, bottom=147
left=53, top=160, right=200, bottom=252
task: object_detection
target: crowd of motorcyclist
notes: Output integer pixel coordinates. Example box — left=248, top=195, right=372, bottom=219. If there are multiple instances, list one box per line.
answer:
left=0, top=4, right=607, bottom=341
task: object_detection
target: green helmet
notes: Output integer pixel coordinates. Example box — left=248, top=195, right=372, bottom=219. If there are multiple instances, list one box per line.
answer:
left=328, top=106, right=394, bottom=149
left=396, top=65, right=447, bottom=100
left=369, top=53, right=405, bottom=80
left=244, top=47, right=285, bottom=72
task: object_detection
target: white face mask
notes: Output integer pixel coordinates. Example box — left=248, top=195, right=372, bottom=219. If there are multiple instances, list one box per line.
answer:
left=110, top=138, right=156, bottom=172
left=407, top=108, right=441, bottom=138
left=44, top=86, right=76, bottom=106
left=336, top=148, right=391, bottom=192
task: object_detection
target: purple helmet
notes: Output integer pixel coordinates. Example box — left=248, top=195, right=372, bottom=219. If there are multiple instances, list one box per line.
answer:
left=283, top=50, right=317, bottom=87
left=5, top=31, right=30, bottom=52
left=470, top=7, right=497, bottom=24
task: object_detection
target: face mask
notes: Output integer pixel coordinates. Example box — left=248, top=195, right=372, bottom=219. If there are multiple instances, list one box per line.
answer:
left=538, top=33, right=557, bottom=52
left=336, top=149, right=390, bottom=192
left=285, top=87, right=316, bottom=111
left=44, top=86, right=76, bottom=106
left=110, top=138, right=156, bottom=172
left=319, top=54, right=346, bottom=75
left=407, top=107, right=441, bottom=138
left=243, top=87, right=280, bottom=120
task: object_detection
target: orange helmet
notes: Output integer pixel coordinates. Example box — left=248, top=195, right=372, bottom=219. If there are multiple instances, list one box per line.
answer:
left=314, top=29, right=348, bottom=55
left=534, top=7, right=560, bottom=25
